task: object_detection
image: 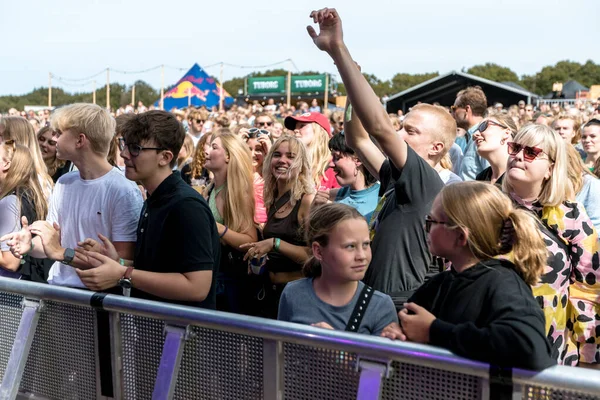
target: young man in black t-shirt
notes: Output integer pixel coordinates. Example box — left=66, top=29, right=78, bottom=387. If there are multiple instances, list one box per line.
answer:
left=76, top=110, right=219, bottom=308
left=306, top=8, right=456, bottom=309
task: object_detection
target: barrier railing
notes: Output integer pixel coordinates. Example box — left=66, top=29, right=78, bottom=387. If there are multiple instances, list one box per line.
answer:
left=0, top=277, right=599, bottom=400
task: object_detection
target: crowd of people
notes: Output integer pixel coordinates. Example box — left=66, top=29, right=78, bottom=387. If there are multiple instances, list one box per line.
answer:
left=1, top=7, right=599, bottom=373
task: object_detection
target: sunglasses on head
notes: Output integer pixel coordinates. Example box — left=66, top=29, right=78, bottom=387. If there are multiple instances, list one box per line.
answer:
left=246, top=128, right=270, bottom=138
left=507, top=142, right=552, bottom=163
left=476, top=120, right=508, bottom=133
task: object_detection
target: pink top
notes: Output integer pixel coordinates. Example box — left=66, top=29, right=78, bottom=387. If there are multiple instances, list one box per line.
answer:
left=253, top=173, right=267, bottom=224
left=318, top=168, right=340, bottom=191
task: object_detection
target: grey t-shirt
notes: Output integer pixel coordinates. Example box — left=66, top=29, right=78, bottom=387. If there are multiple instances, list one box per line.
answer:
left=277, top=278, right=398, bottom=336
left=364, top=146, right=444, bottom=309
left=0, top=195, right=22, bottom=279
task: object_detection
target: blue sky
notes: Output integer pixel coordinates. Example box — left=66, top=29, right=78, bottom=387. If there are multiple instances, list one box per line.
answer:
left=1, top=0, right=598, bottom=96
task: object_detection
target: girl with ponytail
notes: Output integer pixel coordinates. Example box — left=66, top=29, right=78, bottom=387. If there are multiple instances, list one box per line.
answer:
left=278, top=203, right=397, bottom=335
left=381, top=181, right=555, bottom=371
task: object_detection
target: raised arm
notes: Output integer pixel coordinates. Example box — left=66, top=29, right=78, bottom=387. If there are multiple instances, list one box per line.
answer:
left=344, top=98, right=385, bottom=181
left=308, top=8, right=408, bottom=170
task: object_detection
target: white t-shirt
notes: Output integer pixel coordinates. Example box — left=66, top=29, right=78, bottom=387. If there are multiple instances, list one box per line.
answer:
left=47, top=167, right=143, bottom=287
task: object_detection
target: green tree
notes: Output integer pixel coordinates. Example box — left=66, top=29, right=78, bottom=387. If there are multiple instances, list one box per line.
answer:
left=519, top=60, right=600, bottom=95
left=466, top=63, right=519, bottom=83
left=389, top=72, right=439, bottom=94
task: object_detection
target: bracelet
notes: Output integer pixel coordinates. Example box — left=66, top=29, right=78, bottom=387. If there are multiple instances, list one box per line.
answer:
left=220, top=226, right=228, bottom=239
left=273, top=238, right=281, bottom=252
left=119, top=258, right=126, bottom=266
left=22, top=241, right=35, bottom=259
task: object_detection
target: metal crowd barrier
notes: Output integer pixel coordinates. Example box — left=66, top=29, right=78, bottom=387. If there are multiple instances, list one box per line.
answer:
left=0, top=278, right=599, bottom=400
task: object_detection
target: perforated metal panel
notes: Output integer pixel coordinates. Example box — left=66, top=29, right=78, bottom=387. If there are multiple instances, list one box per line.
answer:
left=524, top=385, right=600, bottom=400
left=283, top=343, right=360, bottom=400
left=174, top=326, right=264, bottom=400
left=381, top=361, right=480, bottom=400
left=0, top=292, right=24, bottom=380
left=19, top=300, right=97, bottom=400
left=120, top=314, right=165, bottom=400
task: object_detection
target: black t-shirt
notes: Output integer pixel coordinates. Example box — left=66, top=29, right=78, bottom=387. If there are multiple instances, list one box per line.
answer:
left=363, top=145, right=443, bottom=307
left=132, top=172, right=220, bottom=309
left=475, top=166, right=504, bottom=186
left=412, top=259, right=555, bottom=371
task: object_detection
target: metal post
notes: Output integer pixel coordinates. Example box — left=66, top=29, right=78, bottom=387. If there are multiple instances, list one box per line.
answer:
left=132, top=84, right=136, bottom=108
left=355, top=358, right=391, bottom=400
left=219, top=62, right=224, bottom=112
left=286, top=67, right=292, bottom=109
left=110, top=313, right=124, bottom=400
left=152, top=324, right=189, bottom=400
left=160, top=65, right=165, bottom=110
left=48, top=73, right=52, bottom=108
left=263, top=339, right=283, bottom=400
left=0, top=299, right=44, bottom=400
left=324, top=74, right=329, bottom=112
left=106, top=68, right=111, bottom=111
left=92, top=80, right=96, bottom=105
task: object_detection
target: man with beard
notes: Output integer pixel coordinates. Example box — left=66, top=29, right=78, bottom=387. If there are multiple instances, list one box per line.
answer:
left=454, top=86, right=489, bottom=181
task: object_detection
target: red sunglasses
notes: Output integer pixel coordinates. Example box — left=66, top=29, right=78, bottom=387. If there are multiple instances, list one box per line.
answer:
left=507, top=142, right=553, bottom=163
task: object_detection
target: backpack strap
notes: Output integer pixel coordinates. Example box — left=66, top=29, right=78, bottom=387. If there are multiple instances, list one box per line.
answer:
left=345, top=285, right=374, bottom=332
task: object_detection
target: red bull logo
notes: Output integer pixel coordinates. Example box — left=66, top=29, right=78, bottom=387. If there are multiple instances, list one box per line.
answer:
left=164, top=81, right=209, bottom=101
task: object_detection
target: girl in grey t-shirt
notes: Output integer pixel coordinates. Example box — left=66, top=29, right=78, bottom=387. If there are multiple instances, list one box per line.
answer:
left=277, top=203, right=397, bottom=335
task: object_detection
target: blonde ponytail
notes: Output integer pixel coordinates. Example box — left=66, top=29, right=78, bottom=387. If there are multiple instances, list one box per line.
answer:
left=505, top=209, right=547, bottom=286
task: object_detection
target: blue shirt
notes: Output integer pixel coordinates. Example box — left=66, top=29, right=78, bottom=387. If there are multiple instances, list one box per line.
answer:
left=576, top=174, right=600, bottom=233
left=335, top=183, right=380, bottom=222
left=459, top=123, right=490, bottom=181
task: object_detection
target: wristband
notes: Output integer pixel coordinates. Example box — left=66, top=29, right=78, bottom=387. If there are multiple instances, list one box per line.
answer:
left=119, top=258, right=126, bottom=266
left=274, top=238, right=281, bottom=252
left=220, top=226, right=228, bottom=239
left=21, top=242, right=35, bottom=262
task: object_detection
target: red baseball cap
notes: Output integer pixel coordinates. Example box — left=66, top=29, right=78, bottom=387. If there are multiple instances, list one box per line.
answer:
left=284, top=112, right=332, bottom=137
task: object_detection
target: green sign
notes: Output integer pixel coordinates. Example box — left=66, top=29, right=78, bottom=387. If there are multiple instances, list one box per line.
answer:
left=247, top=76, right=286, bottom=94
left=291, top=74, right=326, bottom=93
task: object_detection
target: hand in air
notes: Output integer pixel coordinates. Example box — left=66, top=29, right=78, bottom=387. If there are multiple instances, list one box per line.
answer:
left=307, top=8, right=344, bottom=53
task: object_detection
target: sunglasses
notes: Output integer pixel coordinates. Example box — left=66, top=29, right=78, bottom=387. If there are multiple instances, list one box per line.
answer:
left=118, top=138, right=166, bottom=157
left=476, top=120, right=508, bottom=133
left=507, top=142, right=552, bottom=163
left=247, top=128, right=270, bottom=137
left=424, top=215, right=448, bottom=233
left=191, top=119, right=205, bottom=124
left=256, top=121, right=273, bottom=126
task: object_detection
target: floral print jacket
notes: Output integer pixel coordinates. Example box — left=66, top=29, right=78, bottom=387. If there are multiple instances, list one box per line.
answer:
left=513, top=195, right=600, bottom=365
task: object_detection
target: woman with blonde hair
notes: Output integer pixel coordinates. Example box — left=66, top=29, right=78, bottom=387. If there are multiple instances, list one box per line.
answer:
left=381, top=182, right=555, bottom=370
left=502, top=124, right=599, bottom=366
left=0, top=116, right=53, bottom=198
left=565, top=144, right=600, bottom=232
left=182, top=132, right=212, bottom=187
left=473, top=112, right=518, bottom=184
left=204, top=132, right=257, bottom=313
left=0, top=140, right=50, bottom=282
left=37, top=126, right=72, bottom=182
left=240, top=136, right=316, bottom=318
left=284, top=113, right=340, bottom=190
left=176, top=134, right=194, bottom=171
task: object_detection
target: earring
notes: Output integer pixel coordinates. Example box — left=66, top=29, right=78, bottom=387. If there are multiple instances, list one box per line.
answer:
left=353, top=166, right=359, bottom=177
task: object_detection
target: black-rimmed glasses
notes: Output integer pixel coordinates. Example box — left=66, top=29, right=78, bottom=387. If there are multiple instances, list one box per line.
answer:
left=424, top=215, right=447, bottom=233
left=118, top=138, right=166, bottom=157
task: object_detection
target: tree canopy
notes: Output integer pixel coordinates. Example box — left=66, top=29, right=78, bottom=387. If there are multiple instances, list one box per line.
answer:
left=2, top=60, right=599, bottom=112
